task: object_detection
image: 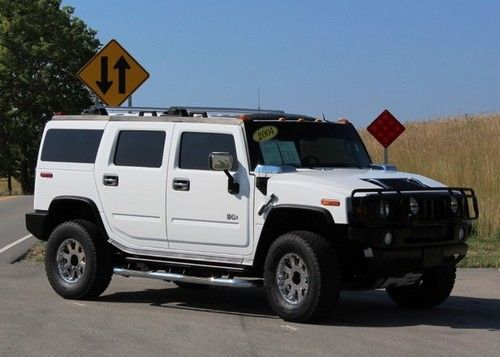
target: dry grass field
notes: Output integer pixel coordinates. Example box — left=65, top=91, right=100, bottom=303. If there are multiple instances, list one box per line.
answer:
left=361, top=113, right=500, bottom=267
left=0, top=177, right=22, bottom=196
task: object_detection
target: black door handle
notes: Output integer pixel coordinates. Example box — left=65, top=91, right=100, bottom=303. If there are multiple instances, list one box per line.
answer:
left=103, top=175, right=119, bottom=187
left=173, top=178, right=190, bottom=191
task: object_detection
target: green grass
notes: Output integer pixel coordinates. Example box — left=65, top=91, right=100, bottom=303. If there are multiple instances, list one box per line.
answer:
left=460, top=232, right=500, bottom=268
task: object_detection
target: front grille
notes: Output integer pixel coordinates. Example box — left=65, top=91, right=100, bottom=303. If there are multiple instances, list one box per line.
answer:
left=350, top=186, right=479, bottom=224
left=415, top=197, right=449, bottom=221
left=404, top=224, right=451, bottom=244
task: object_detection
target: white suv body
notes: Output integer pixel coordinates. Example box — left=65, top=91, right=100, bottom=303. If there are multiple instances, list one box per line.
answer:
left=26, top=107, right=478, bottom=322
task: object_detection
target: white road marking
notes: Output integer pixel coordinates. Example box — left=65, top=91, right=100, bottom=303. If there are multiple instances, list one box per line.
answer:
left=281, top=324, right=298, bottom=331
left=0, top=234, right=33, bottom=254
left=71, top=302, right=87, bottom=307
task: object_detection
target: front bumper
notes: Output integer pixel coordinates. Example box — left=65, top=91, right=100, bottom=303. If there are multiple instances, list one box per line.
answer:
left=368, top=242, right=467, bottom=272
left=342, top=223, right=471, bottom=289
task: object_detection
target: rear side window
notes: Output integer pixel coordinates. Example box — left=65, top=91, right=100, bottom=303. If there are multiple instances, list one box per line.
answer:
left=114, top=130, right=166, bottom=168
left=179, top=132, right=238, bottom=170
left=41, top=129, right=103, bottom=163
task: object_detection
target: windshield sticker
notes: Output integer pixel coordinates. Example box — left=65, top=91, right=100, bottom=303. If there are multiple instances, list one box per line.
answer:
left=260, top=140, right=301, bottom=166
left=277, top=142, right=301, bottom=166
left=260, top=141, right=283, bottom=165
left=253, top=126, right=278, bottom=142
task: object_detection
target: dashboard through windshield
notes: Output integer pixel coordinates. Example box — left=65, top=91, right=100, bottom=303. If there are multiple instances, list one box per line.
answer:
left=244, top=121, right=372, bottom=170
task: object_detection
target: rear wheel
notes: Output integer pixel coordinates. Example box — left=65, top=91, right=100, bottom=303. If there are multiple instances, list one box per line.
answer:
left=386, top=265, right=456, bottom=308
left=45, top=220, right=113, bottom=299
left=264, top=231, right=340, bottom=323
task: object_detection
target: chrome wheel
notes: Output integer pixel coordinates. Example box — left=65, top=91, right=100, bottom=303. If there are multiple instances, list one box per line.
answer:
left=56, top=239, right=86, bottom=283
left=276, top=253, right=309, bottom=304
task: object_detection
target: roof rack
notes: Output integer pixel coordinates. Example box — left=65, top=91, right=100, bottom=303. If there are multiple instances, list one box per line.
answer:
left=82, top=104, right=284, bottom=118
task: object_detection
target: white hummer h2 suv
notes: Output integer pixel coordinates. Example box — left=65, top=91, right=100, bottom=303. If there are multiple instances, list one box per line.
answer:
left=26, top=106, right=478, bottom=322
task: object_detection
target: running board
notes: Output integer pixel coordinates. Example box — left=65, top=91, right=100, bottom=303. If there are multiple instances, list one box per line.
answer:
left=113, top=268, right=262, bottom=288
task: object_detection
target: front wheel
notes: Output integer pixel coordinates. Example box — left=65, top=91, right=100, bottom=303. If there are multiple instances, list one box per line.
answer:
left=264, top=231, right=340, bottom=323
left=386, top=265, right=456, bottom=309
left=45, top=220, right=113, bottom=300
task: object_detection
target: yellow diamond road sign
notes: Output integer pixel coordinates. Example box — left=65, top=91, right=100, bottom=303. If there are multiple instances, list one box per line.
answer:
left=78, top=39, right=149, bottom=106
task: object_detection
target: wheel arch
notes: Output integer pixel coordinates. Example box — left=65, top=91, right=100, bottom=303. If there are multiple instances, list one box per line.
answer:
left=42, top=196, right=107, bottom=241
left=253, top=204, right=335, bottom=273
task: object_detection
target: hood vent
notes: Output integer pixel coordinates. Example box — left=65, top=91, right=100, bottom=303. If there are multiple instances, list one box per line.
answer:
left=362, top=178, right=429, bottom=190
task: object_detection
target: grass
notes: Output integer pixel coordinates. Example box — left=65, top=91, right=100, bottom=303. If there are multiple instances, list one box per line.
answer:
left=0, top=177, right=22, bottom=196
left=360, top=113, right=500, bottom=267
left=22, top=241, right=46, bottom=265
left=460, top=232, right=500, bottom=268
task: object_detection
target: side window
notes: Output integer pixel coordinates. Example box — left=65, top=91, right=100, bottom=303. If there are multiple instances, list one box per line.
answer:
left=41, top=129, right=103, bottom=163
left=114, top=130, right=166, bottom=168
left=179, top=132, right=238, bottom=170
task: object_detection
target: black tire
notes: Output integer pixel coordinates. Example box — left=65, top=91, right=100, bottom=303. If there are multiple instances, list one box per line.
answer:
left=386, top=265, right=456, bottom=309
left=263, top=231, right=340, bottom=323
left=45, top=220, right=113, bottom=300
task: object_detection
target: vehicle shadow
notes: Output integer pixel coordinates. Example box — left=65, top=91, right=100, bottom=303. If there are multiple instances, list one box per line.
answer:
left=98, top=286, right=275, bottom=319
left=98, top=286, right=500, bottom=330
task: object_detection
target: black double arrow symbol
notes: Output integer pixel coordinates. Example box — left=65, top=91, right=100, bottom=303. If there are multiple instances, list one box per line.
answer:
left=95, top=56, right=131, bottom=95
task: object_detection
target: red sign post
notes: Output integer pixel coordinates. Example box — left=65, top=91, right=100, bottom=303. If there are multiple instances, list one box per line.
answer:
left=367, top=109, right=405, bottom=164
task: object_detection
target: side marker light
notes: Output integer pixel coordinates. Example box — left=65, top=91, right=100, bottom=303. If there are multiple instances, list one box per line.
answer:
left=321, top=199, right=341, bottom=207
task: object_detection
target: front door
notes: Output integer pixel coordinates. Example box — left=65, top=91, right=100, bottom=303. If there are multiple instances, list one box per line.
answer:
left=166, top=124, right=252, bottom=256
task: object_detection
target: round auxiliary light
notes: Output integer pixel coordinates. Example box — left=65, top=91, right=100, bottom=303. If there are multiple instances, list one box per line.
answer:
left=384, top=232, right=393, bottom=245
left=379, top=200, right=390, bottom=217
left=409, top=197, right=419, bottom=216
left=458, top=227, right=465, bottom=241
left=450, top=195, right=459, bottom=214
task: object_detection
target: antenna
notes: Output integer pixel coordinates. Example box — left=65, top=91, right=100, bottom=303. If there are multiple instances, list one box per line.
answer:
left=257, top=86, right=261, bottom=111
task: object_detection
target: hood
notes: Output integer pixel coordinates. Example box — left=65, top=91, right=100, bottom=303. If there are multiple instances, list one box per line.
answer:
left=263, top=168, right=446, bottom=225
left=267, top=168, right=445, bottom=197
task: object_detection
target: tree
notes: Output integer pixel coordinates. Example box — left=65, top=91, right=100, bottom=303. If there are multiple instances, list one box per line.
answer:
left=0, top=0, right=100, bottom=193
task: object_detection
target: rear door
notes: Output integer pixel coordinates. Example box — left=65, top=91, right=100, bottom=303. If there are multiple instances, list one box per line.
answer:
left=166, top=124, right=253, bottom=256
left=95, top=121, right=172, bottom=249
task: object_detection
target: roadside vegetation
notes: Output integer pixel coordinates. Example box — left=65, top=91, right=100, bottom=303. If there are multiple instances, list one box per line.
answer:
left=361, top=113, right=500, bottom=267
left=0, top=0, right=99, bottom=194
left=0, top=177, right=22, bottom=196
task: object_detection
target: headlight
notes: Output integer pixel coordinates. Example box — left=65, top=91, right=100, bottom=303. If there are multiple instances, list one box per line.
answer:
left=450, top=195, right=459, bottom=214
left=384, top=232, right=393, bottom=245
left=409, top=197, right=419, bottom=215
left=379, top=200, right=390, bottom=217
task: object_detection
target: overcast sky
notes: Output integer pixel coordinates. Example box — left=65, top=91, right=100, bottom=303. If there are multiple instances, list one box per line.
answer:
left=63, top=0, right=500, bottom=127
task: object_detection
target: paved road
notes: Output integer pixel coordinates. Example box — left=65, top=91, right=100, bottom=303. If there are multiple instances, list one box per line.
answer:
left=0, top=264, right=498, bottom=356
left=0, top=196, right=35, bottom=263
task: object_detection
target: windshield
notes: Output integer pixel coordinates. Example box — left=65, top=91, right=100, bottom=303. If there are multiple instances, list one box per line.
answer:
left=244, top=121, right=372, bottom=170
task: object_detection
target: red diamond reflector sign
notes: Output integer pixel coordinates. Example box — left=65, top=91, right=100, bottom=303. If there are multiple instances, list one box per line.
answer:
left=367, top=110, right=405, bottom=148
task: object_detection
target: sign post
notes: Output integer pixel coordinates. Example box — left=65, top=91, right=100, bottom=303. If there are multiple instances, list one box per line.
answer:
left=77, top=39, right=149, bottom=107
left=367, top=109, right=405, bottom=164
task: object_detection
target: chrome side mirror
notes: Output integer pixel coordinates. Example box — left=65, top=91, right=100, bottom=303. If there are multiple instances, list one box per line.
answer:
left=209, top=152, right=233, bottom=171
left=209, top=152, right=239, bottom=194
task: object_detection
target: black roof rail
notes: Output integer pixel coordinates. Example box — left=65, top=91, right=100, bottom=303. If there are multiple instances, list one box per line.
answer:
left=81, top=104, right=285, bottom=118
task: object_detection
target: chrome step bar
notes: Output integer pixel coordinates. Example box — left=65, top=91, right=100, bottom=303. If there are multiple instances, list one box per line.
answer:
left=113, top=268, right=261, bottom=288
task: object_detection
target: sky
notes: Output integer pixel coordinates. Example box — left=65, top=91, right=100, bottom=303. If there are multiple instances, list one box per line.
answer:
left=63, top=0, right=500, bottom=127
